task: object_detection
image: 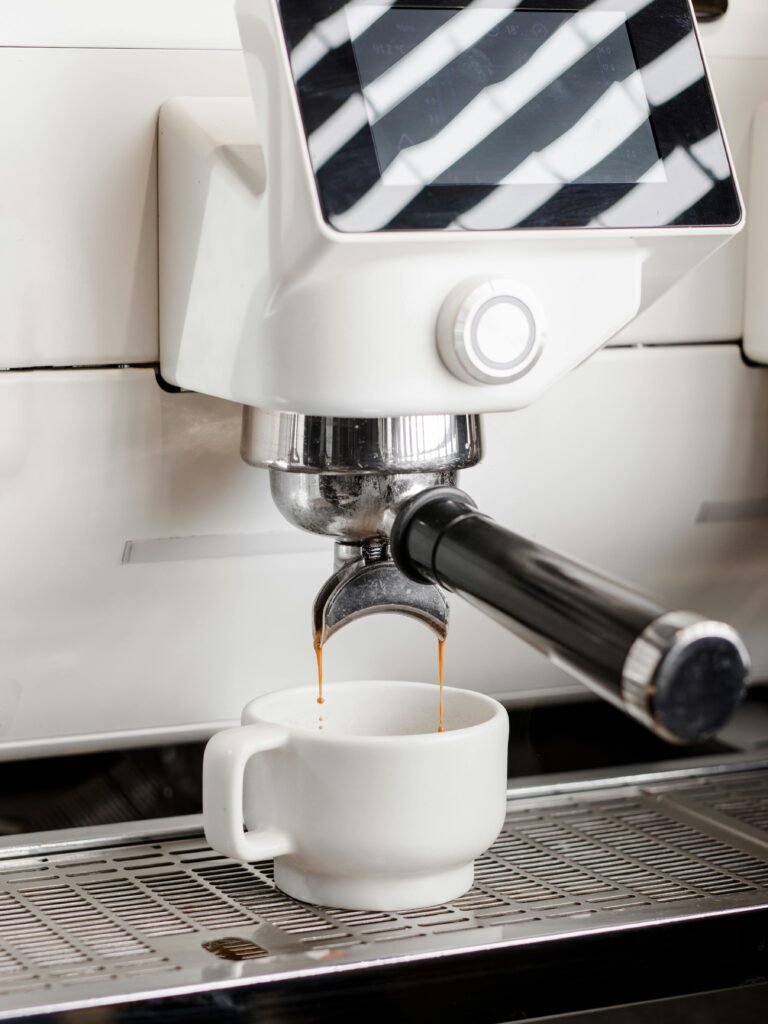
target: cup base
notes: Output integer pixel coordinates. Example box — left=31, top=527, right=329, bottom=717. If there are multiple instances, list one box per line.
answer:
left=274, top=861, right=474, bottom=912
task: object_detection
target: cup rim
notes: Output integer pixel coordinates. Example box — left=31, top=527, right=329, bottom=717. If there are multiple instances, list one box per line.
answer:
left=240, top=680, right=507, bottom=744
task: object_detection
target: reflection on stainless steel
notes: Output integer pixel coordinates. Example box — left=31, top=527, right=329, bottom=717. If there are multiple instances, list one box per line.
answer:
left=313, top=538, right=448, bottom=645
left=242, top=409, right=482, bottom=473
left=3, top=768, right=768, bottom=1017
left=622, top=612, right=750, bottom=745
left=270, top=469, right=455, bottom=540
left=254, top=413, right=479, bottom=641
left=507, top=752, right=768, bottom=801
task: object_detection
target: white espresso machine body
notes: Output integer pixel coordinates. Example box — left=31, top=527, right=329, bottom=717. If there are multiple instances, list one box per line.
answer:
left=160, top=0, right=742, bottom=416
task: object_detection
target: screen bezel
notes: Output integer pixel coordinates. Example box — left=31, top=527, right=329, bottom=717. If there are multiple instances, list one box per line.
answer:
left=277, top=0, right=742, bottom=232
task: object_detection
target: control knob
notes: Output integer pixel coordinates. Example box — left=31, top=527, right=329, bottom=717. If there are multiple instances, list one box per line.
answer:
left=437, top=279, right=545, bottom=385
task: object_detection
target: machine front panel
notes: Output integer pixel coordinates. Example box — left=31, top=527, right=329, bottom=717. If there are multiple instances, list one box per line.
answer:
left=278, top=0, right=741, bottom=232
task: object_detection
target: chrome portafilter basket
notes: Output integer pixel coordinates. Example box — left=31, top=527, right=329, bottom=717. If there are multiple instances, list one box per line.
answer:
left=242, top=408, right=483, bottom=645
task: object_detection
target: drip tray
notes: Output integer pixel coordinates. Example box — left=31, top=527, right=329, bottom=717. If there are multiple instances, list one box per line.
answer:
left=2, top=768, right=768, bottom=1019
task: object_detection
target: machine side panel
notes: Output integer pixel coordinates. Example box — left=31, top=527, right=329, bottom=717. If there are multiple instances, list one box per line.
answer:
left=743, top=103, right=768, bottom=362
left=0, top=48, right=248, bottom=370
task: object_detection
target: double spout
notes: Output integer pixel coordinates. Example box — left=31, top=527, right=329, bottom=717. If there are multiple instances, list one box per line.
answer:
left=313, top=538, right=448, bottom=648
left=268, top=471, right=458, bottom=647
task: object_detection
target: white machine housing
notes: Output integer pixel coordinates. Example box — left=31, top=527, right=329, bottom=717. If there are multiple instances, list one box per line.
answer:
left=159, top=0, right=742, bottom=416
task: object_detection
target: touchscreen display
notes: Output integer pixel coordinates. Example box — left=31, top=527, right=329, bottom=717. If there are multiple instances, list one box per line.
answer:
left=280, top=0, right=739, bottom=231
left=347, top=6, right=664, bottom=187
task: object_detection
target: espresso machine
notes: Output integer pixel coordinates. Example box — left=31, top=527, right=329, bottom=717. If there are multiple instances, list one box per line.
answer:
left=161, top=0, right=748, bottom=745
left=2, top=0, right=768, bottom=1020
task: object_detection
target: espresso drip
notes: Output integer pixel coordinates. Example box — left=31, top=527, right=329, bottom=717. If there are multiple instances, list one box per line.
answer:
left=312, top=634, right=445, bottom=731
left=314, top=636, right=324, bottom=705
left=438, top=637, right=445, bottom=733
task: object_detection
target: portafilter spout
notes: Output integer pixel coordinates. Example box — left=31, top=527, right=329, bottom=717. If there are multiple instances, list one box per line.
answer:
left=313, top=538, right=448, bottom=647
left=242, top=410, right=482, bottom=646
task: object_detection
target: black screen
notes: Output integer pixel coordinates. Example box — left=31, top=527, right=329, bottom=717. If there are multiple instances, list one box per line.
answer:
left=279, top=0, right=741, bottom=232
left=349, top=7, right=662, bottom=187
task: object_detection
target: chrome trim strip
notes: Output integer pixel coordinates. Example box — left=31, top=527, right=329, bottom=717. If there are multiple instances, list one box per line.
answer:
left=0, top=815, right=203, bottom=859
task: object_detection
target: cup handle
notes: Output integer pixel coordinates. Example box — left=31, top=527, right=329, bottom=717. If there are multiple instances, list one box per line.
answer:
left=203, top=723, right=293, bottom=863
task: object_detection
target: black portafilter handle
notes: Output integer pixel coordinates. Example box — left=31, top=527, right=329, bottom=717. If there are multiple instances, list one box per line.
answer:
left=390, top=487, right=750, bottom=745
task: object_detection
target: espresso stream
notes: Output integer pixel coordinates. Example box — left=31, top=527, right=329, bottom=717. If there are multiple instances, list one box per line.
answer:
left=314, top=637, right=445, bottom=733
left=437, top=637, right=445, bottom=733
left=314, top=636, right=324, bottom=706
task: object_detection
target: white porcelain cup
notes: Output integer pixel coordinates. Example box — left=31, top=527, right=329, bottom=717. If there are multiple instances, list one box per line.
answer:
left=203, top=680, right=509, bottom=911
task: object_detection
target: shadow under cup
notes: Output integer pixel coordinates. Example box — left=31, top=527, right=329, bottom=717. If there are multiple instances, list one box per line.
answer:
left=231, top=681, right=510, bottom=911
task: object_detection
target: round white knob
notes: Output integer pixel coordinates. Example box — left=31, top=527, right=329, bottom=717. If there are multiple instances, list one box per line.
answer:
left=437, top=280, right=544, bottom=385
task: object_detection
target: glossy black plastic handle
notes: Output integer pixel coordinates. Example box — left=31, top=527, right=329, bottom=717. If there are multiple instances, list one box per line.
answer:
left=390, top=487, right=749, bottom=744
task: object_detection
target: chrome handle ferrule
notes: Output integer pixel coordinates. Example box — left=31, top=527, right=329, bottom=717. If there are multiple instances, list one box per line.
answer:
left=621, top=612, right=749, bottom=744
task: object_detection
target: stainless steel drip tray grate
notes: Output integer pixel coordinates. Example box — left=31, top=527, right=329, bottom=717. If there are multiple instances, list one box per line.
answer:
left=2, top=769, right=768, bottom=1018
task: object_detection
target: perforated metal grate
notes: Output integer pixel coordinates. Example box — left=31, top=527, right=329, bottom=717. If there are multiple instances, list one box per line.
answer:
left=661, top=771, right=768, bottom=840
left=1, top=770, right=768, bottom=1018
